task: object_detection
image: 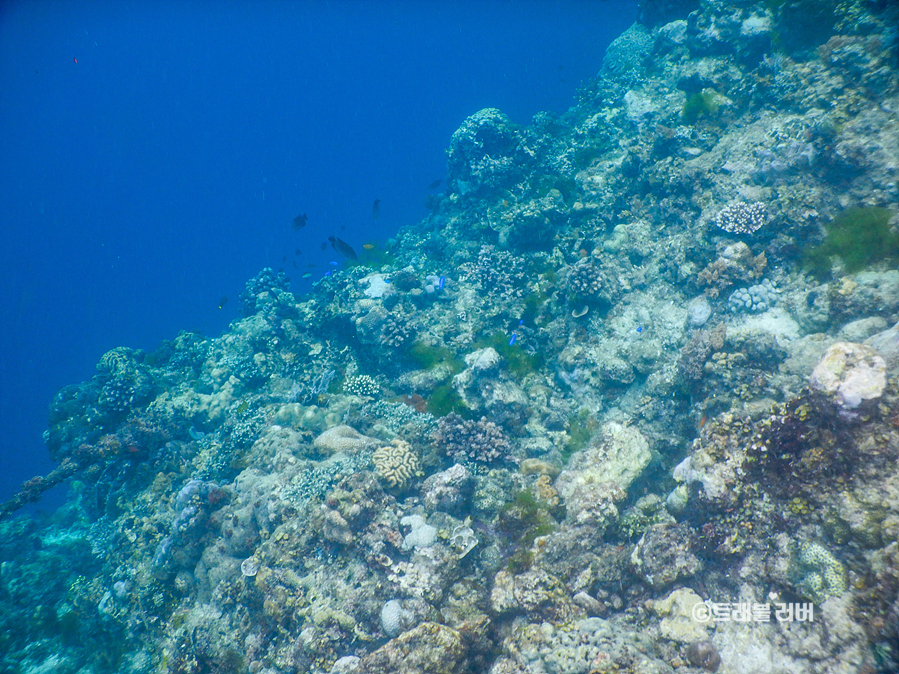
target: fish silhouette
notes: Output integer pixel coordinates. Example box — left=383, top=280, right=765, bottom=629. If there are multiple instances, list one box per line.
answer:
left=372, top=199, right=381, bottom=220
left=328, top=236, right=358, bottom=260
left=292, top=214, right=308, bottom=230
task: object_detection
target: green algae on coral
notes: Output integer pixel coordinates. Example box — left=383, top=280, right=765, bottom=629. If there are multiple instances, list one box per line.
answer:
left=562, top=409, right=599, bottom=462
left=682, top=90, right=721, bottom=124
left=500, top=490, right=558, bottom=573
left=474, top=332, right=544, bottom=379
left=802, top=207, right=899, bottom=280
left=408, top=341, right=464, bottom=374
left=426, top=382, right=469, bottom=417
left=522, top=291, right=550, bottom=327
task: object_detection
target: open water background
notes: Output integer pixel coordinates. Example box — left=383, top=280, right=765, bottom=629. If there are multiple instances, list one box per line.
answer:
left=0, top=0, right=638, bottom=507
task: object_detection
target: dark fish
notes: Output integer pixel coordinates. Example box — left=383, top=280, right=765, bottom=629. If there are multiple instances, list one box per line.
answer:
left=321, top=242, right=328, bottom=251
left=292, top=261, right=298, bottom=268
left=281, top=255, right=287, bottom=263
left=294, top=248, right=302, bottom=256
left=328, top=235, right=358, bottom=260
left=217, top=296, right=229, bottom=309
left=292, top=214, right=308, bottom=230
left=428, top=179, right=442, bottom=190
left=372, top=199, right=381, bottom=220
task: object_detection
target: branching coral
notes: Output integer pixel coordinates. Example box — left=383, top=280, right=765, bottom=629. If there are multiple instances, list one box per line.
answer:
left=433, top=413, right=512, bottom=464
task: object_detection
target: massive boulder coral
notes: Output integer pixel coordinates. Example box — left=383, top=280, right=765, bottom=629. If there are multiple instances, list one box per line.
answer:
left=446, top=108, right=523, bottom=197
left=809, top=341, right=887, bottom=420
left=555, top=421, right=651, bottom=536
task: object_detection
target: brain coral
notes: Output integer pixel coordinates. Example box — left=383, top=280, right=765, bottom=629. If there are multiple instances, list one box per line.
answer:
left=373, top=439, right=422, bottom=488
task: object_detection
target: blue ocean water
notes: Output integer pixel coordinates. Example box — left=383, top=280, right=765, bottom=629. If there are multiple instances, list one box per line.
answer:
left=0, top=0, right=638, bottom=507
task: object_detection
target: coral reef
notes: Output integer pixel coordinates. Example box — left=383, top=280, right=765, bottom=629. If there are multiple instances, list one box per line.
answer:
left=433, top=413, right=513, bottom=465
left=372, top=440, right=422, bottom=488
left=713, top=201, right=768, bottom=235
left=4, top=1, right=899, bottom=672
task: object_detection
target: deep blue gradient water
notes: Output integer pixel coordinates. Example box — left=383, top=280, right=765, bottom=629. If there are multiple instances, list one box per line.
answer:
left=0, top=0, right=638, bottom=508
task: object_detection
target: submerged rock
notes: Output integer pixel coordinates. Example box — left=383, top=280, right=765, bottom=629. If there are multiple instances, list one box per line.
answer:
left=356, top=622, right=464, bottom=674
left=809, top=341, right=886, bottom=420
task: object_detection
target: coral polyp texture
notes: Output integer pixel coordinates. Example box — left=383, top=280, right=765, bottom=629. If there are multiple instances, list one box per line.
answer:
left=372, top=440, right=422, bottom=488
left=433, top=413, right=513, bottom=465
left=713, top=201, right=768, bottom=235
left=4, top=1, right=899, bottom=673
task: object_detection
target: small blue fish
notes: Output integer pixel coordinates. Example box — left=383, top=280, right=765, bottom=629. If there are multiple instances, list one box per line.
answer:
left=636, top=326, right=643, bottom=333
left=438, top=275, right=445, bottom=290
left=509, top=333, right=517, bottom=346
left=329, top=260, right=339, bottom=266
left=324, top=270, right=333, bottom=277
left=518, top=319, right=524, bottom=326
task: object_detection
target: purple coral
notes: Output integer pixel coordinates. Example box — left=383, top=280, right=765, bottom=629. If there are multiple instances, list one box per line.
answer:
left=433, top=413, right=512, bottom=465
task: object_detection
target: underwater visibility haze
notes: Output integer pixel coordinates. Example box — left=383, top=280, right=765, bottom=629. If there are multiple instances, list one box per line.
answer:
left=0, top=0, right=636, bottom=506
left=2, top=1, right=899, bottom=673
